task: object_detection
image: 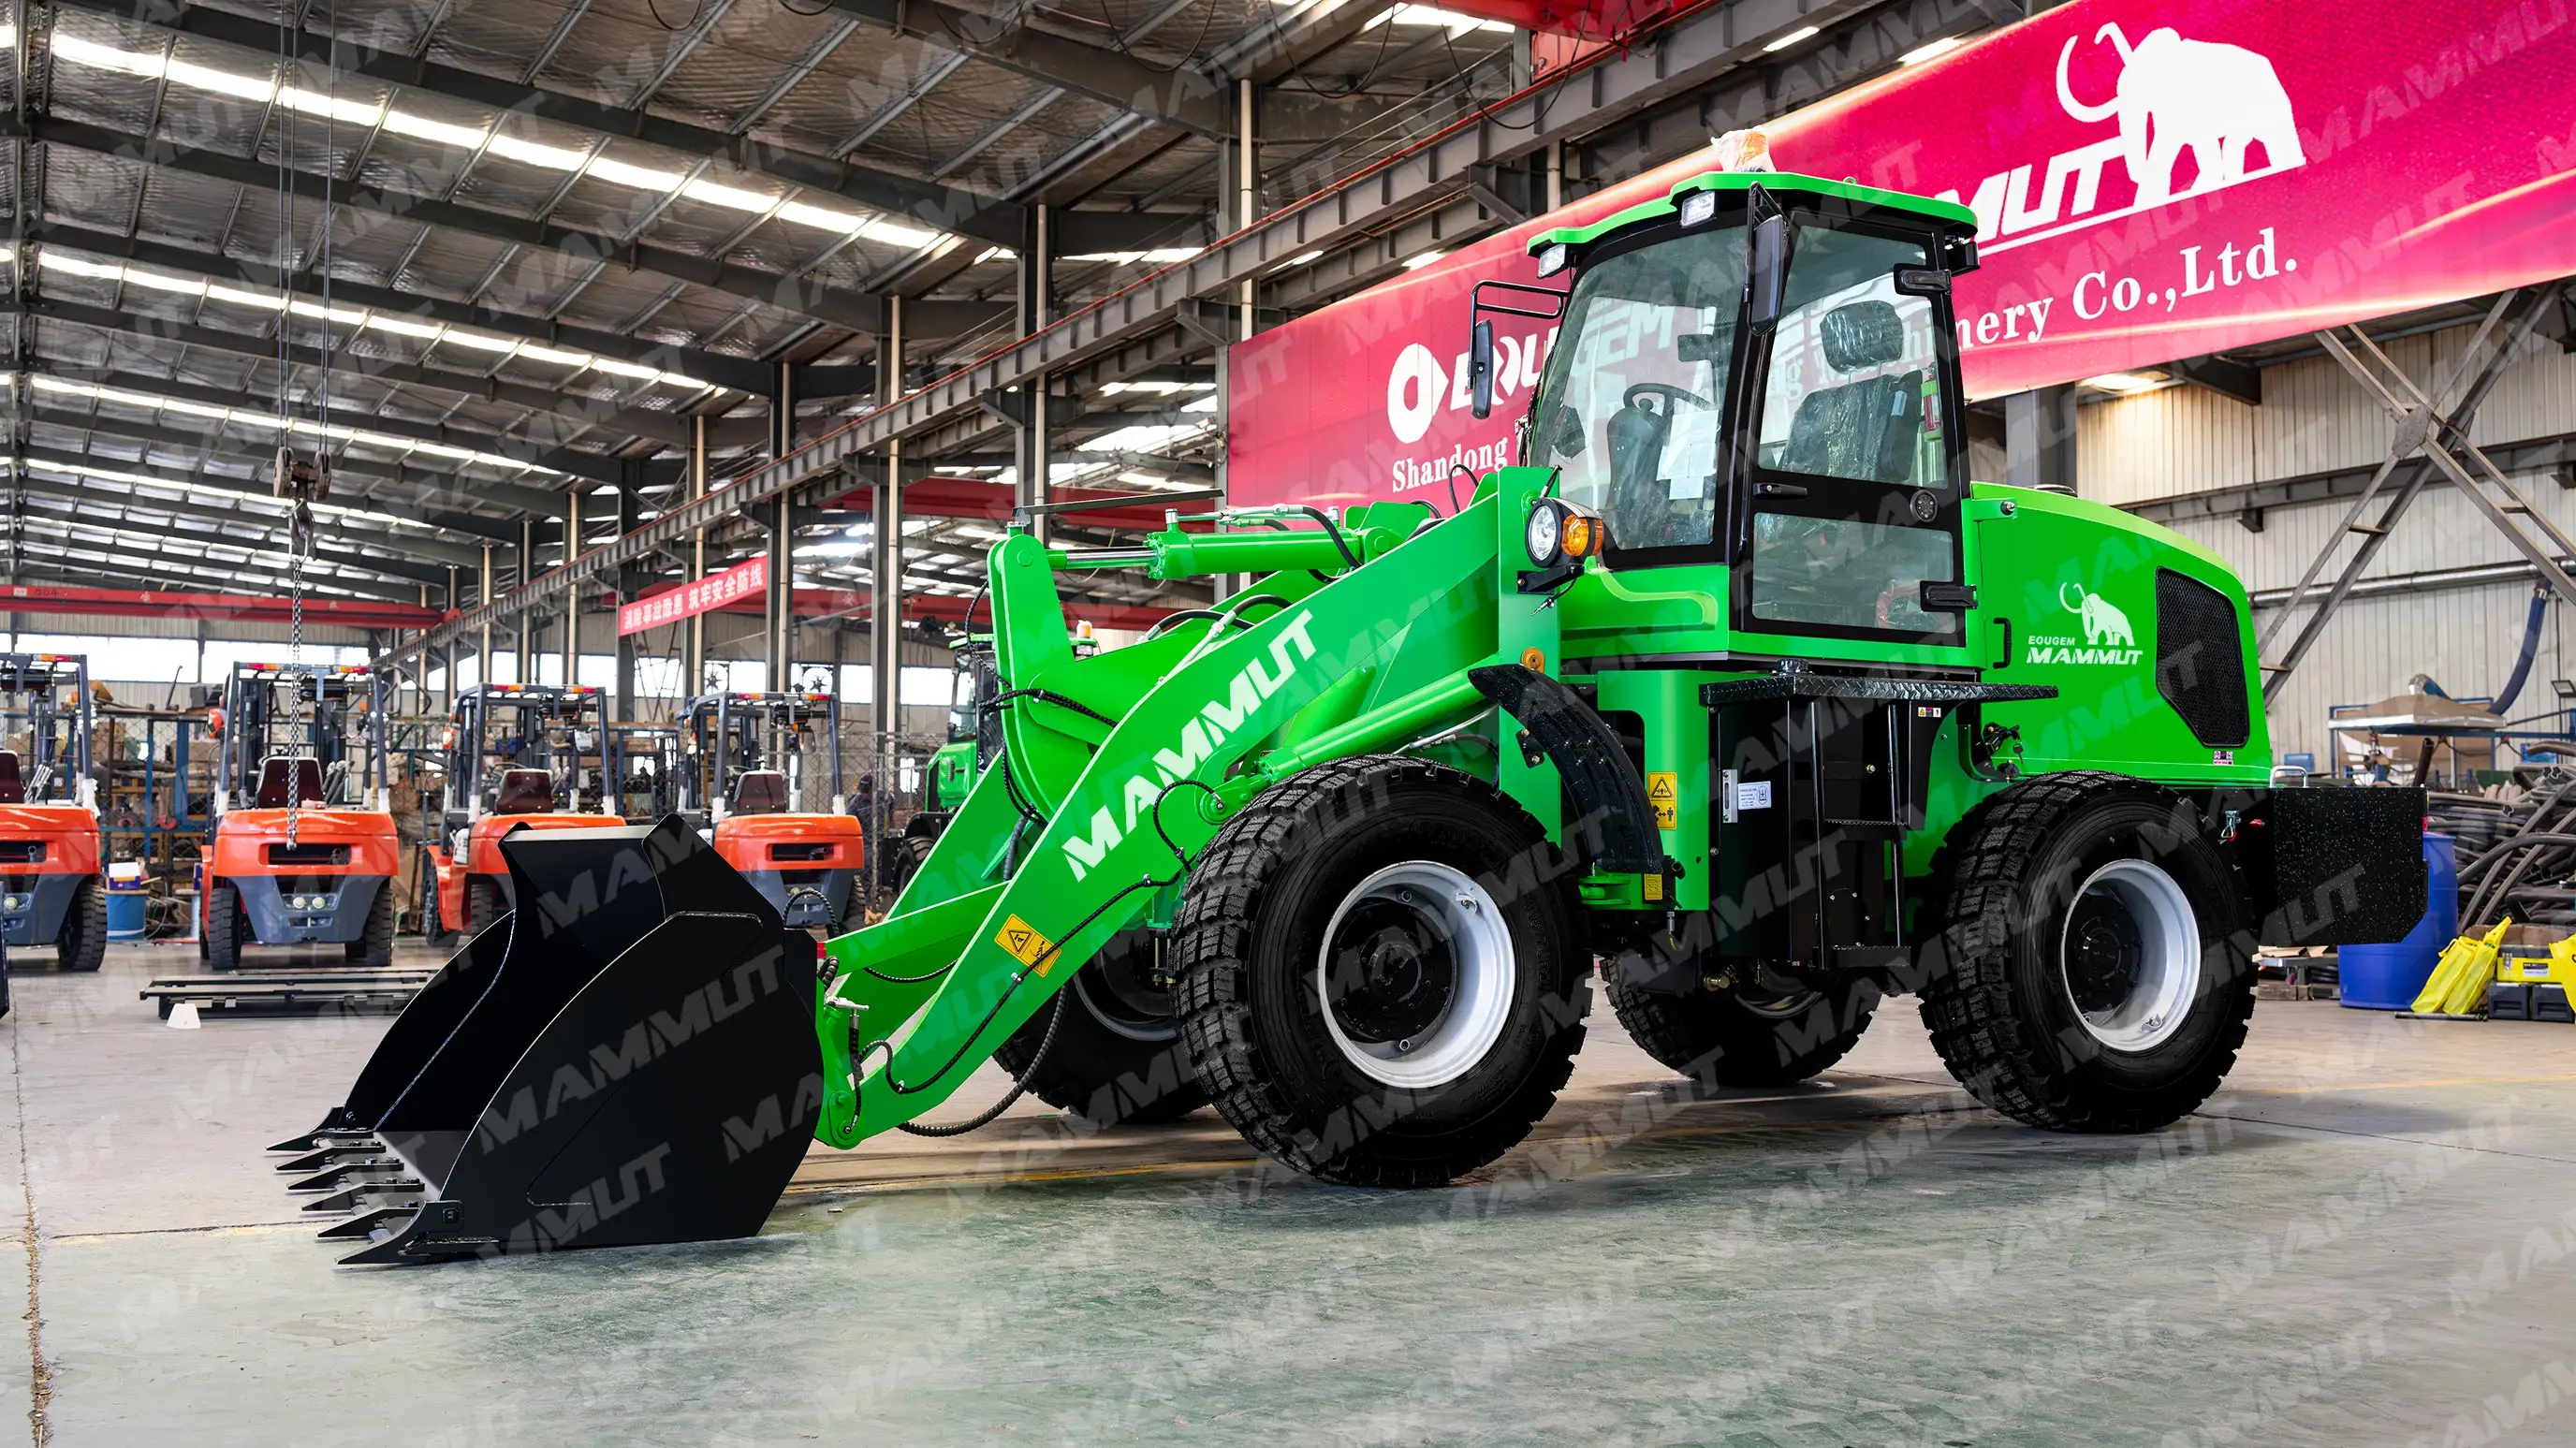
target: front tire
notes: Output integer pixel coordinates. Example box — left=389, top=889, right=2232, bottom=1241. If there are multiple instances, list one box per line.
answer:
left=418, top=862, right=453, bottom=949
left=1916, top=771, right=2254, bottom=1134
left=1175, top=756, right=1588, bottom=1187
left=993, top=929, right=1208, bottom=1127
left=205, top=879, right=244, bottom=973
left=466, top=877, right=506, bottom=937
left=346, top=884, right=393, bottom=967
left=57, top=878, right=107, bottom=973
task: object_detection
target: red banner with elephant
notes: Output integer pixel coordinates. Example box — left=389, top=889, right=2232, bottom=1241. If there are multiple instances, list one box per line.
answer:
left=1225, top=0, right=2576, bottom=510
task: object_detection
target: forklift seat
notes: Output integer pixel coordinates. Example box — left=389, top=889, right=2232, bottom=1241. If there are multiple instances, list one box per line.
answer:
left=255, top=755, right=327, bottom=808
left=0, top=751, right=21, bottom=805
left=494, top=768, right=555, bottom=814
left=730, top=770, right=789, bottom=815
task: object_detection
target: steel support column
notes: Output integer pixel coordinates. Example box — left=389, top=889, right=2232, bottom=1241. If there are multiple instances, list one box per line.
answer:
left=1016, top=204, right=1051, bottom=544
left=612, top=484, right=637, bottom=723
left=686, top=414, right=708, bottom=695
left=871, top=296, right=904, bottom=885
left=477, top=542, right=493, bottom=690
left=767, top=363, right=795, bottom=689
left=563, top=484, right=583, bottom=689
left=2003, top=385, right=2078, bottom=494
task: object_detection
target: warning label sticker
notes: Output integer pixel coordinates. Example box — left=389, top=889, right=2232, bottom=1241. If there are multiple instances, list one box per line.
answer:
left=996, top=914, right=1059, bottom=973
left=1647, top=771, right=1678, bottom=830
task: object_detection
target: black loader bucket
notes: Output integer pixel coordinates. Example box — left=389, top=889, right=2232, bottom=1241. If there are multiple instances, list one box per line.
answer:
left=274, top=816, right=823, bottom=1264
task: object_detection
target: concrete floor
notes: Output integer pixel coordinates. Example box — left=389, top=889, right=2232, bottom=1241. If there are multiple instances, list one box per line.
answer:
left=1, top=943, right=2570, bottom=1447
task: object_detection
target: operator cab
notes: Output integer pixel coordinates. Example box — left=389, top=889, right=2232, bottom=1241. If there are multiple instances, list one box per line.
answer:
left=1499, top=167, right=1980, bottom=650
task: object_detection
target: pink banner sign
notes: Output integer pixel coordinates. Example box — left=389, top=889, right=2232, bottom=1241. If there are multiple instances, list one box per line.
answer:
left=616, top=553, right=768, bottom=636
left=1227, top=0, right=2576, bottom=510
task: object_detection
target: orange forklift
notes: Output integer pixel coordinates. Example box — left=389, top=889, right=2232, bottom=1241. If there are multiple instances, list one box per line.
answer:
left=0, top=653, right=104, bottom=972
left=679, top=688, right=862, bottom=929
left=420, top=683, right=611, bottom=945
left=202, top=663, right=398, bottom=970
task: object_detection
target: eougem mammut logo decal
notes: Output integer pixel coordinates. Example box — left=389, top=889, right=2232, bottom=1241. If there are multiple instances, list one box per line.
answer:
left=2023, top=582, right=2142, bottom=666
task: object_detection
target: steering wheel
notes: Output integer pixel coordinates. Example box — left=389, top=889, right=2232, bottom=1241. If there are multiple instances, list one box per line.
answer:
left=1623, top=382, right=1710, bottom=412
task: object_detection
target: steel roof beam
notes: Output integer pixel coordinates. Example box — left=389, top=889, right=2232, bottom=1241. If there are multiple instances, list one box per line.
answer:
left=29, top=223, right=768, bottom=394
left=9, top=296, right=702, bottom=448
left=821, top=0, right=1231, bottom=138
left=29, top=360, right=629, bottom=487
left=22, top=403, right=578, bottom=520
left=47, top=0, right=1032, bottom=250
left=8, top=481, right=455, bottom=586
left=11, top=464, right=485, bottom=569
left=26, top=116, right=927, bottom=338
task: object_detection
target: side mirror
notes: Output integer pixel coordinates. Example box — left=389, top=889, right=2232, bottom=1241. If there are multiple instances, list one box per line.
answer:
left=1469, top=319, right=1496, bottom=419
left=1748, top=213, right=1790, bottom=329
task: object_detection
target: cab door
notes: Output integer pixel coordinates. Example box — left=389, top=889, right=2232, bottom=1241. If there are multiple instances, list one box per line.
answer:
left=1729, top=215, right=1968, bottom=657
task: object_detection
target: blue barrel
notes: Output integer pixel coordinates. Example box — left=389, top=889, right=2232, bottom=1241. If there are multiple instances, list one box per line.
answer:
left=2339, top=832, right=2457, bottom=1009
left=106, top=874, right=148, bottom=942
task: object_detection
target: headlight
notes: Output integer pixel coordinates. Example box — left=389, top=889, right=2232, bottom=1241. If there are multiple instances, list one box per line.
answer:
left=1678, top=189, right=1719, bottom=227
left=1534, top=242, right=1571, bottom=278
left=1525, top=504, right=1561, bottom=565
left=1525, top=497, right=1608, bottom=568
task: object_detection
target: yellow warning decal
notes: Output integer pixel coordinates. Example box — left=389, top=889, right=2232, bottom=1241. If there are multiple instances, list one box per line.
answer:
left=996, top=914, right=1060, bottom=973
left=1642, top=872, right=1664, bottom=903
left=1647, top=771, right=1678, bottom=830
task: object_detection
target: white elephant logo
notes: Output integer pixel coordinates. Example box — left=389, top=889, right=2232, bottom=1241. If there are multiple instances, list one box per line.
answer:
left=2056, top=23, right=2305, bottom=207
left=2060, top=582, right=2135, bottom=648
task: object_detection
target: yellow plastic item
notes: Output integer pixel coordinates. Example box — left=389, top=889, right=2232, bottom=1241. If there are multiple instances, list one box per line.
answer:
left=2412, top=918, right=2510, bottom=1016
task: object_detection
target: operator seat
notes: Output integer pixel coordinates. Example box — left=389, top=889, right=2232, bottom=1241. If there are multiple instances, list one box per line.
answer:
left=1778, top=300, right=1924, bottom=485
left=730, top=770, right=790, bottom=815
left=255, top=755, right=327, bottom=808
left=493, top=768, right=555, bottom=814
left=0, top=751, right=22, bottom=805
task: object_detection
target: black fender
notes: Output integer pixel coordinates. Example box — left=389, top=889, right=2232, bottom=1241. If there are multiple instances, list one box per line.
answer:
left=1467, top=665, right=1664, bottom=875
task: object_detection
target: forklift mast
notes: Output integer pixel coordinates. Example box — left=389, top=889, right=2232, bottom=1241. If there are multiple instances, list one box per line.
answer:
left=0, top=654, right=96, bottom=810
left=679, top=690, right=843, bottom=819
left=440, top=683, right=605, bottom=826
left=215, top=662, right=388, bottom=813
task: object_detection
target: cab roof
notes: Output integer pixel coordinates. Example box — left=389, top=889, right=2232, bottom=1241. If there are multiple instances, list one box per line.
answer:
left=1528, top=169, right=1980, bottom=257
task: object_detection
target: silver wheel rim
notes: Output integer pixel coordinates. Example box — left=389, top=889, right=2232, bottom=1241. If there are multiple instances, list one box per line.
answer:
left=2059, top=858, right=2201, bottom=1052
left=1316, top=860, right=1515, bottom=1090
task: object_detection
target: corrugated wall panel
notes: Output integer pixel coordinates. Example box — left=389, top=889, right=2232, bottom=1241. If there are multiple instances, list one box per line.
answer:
left=2084, top=314, right=2576, bottom=770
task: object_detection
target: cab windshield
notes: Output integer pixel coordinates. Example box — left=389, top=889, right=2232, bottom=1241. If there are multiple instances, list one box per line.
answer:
left=1529, top=222, right=1746, bottom=549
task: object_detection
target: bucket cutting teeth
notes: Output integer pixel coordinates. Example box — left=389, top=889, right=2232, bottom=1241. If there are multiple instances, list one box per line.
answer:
left=303, top=1183, right=422, bottom=1215
left=275, top=1146, right=382, bottom=1176
left=286, top=1162, right=406, bottom=1193
left=317, top=1206, right=416, bottom=1241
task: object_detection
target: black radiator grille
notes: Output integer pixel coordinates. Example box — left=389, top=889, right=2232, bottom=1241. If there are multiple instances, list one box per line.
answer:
left=2155, top=569, right=2252, bottom=749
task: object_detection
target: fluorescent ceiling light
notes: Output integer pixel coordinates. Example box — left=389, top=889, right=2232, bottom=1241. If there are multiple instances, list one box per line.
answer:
left=2080, top=371, right=2168, bottom=393
left=34, top=251, right=714, bottom=389
left=21, top=459, right=428, bottom=530
left=1402, top=251, right=1446, bottom=270
left=22, top=374, right=559, bottom=475
left=1762, top=24, right=1819, bottom=51
left=1271, top=249, right=1325, bottom=272
left=47, top=34, right=951, bottom=250
left=1064, top=248, right=1203, bottom=265
left=1368, top=5, right=1513, bottom=34
left=1899, top=36, right=1964, bottom=64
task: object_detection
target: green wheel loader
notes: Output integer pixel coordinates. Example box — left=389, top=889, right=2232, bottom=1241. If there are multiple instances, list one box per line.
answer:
left=280, top=167, right=2428, bottom=1262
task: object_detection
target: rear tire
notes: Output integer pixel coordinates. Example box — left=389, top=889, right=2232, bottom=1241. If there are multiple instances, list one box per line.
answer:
left=205, top=879, right=244, bottom=973
left=466, top=877, right=506, bottom=936
left=993, top=930, right=1207, bottom=1127
left=1175, top=756, right=1588, bottom=1187
left=56, top=878, right=106, bottom=973
left=1605, top=968, right=1876, bottom=1087
left=1915, top=771, right=2254, bottom=1134
left=877, top=832, right=935, bottom=911
left=346, top=884, right=393, bottom=967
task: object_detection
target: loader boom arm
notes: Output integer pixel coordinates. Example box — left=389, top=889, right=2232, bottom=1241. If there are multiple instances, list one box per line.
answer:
left=813, top=479, right=1564, bottom=1147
